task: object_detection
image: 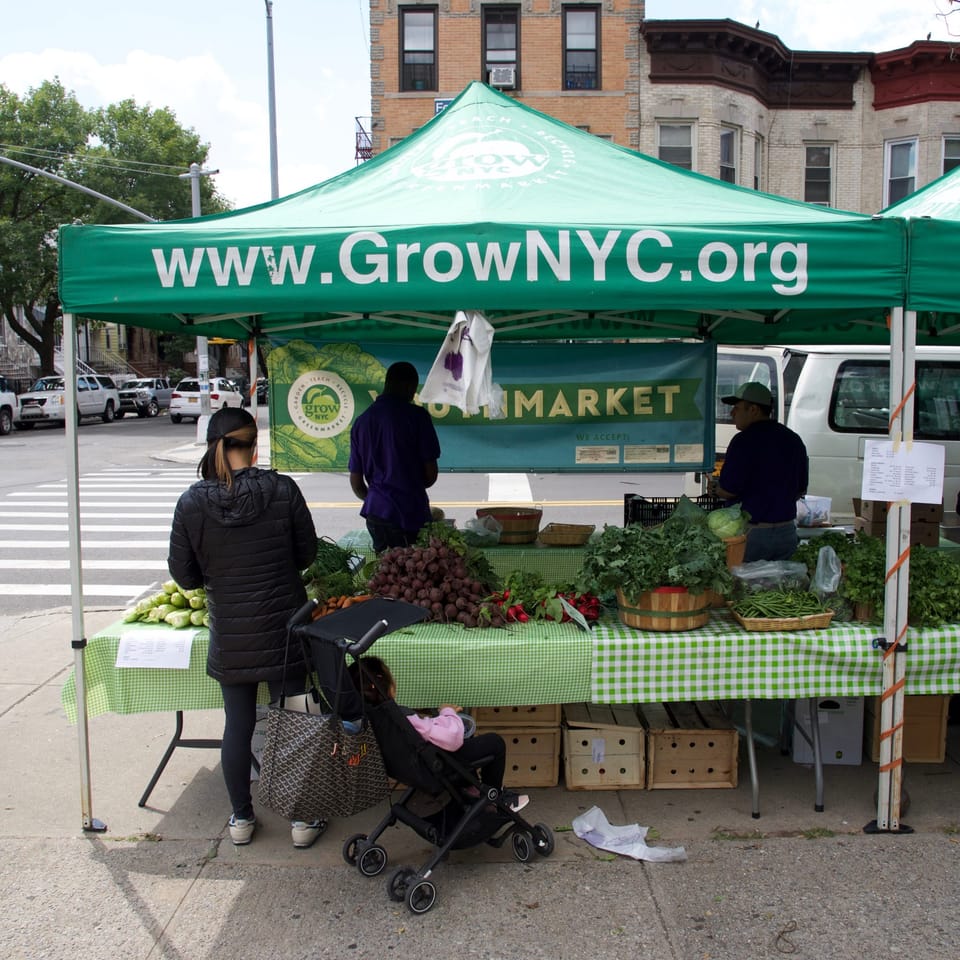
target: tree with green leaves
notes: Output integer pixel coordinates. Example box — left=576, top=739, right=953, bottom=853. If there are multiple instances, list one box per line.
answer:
left=0, top=79, right=231, bottom=374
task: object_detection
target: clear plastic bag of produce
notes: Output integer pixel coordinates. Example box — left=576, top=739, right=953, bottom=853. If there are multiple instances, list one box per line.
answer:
left=731, top=560, right=809, bottom=596
left=810, top=545, right=854, bottom=621
left=462, top=514, right=502, bottom=546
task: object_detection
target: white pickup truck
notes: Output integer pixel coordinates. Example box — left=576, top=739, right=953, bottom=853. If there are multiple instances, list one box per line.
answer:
left=14, top=374, right=120, bottom=429
left=0, top=376, right=16, bottom=435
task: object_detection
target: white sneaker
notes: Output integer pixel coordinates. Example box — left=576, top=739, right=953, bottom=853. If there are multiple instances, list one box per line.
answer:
left=506, top=793, right=529, bottom=813
left=291, top=819, right=327, bottom=849
left=228, top=814, right=256, bottom=845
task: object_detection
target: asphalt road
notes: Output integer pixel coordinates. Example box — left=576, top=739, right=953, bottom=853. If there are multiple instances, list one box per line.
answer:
left=0, top=409, right=691, bottom=616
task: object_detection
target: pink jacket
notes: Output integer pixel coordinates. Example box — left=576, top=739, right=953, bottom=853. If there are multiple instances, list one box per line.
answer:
left=407, top=707, right=465, bottom=751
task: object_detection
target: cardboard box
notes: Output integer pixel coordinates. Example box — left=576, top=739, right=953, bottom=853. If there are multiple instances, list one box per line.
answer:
left=472, top=704, right=561, bottom=727
left=474, top=725, right=561, bottom=788
left=852, top=498, right=944, bottom=524
left=864, top=694, right=950, bottom=764
left=640, top=701, right=739, bottom=789
left=563, top=703, right=646, bottom=789
left=854, top=517, right=940, bottom=547
left=792, top=697, right=863, bottom=765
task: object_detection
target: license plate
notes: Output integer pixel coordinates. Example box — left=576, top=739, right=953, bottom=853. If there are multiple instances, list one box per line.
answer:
left=188, top=397, right=198, bottom=403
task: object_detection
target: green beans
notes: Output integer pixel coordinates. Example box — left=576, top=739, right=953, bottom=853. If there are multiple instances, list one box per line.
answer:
left=731, top=590, right=826, bottom=619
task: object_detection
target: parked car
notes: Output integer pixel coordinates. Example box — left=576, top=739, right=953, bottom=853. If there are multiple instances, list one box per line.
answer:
left=14, top=374, right=119, bottom=429
left=117, top=377, right=173, bottom=418
left=0, top=375, right=16, bottom=436
left=169, top=377, right=244, bottom=423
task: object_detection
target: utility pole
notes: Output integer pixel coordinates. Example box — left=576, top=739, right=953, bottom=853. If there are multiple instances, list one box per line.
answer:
left=265, top=0, right=280, bottom=200
left=178, top=162, right=219, bottom=441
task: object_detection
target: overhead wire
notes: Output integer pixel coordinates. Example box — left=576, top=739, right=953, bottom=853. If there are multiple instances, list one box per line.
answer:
left=0, top=142, right=190, bottom=179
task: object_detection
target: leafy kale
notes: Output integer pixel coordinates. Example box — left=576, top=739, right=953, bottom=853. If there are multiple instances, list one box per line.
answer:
left=578, top=513, right=732, bottom=600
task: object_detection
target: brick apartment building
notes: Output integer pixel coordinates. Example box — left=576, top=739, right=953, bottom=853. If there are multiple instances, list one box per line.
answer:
left=367, top=0, right=960, bottom=214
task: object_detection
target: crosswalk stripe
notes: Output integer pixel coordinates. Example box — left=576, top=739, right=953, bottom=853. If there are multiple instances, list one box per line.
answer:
left=0, top=523, right=174, bottom=532
left=0, top=559, right=170, bottom=570
left=0, top=540, right=172, bottom=549
left=0, top=583, right=150, bottom=597
left=0, top=512, right=178, bottom=519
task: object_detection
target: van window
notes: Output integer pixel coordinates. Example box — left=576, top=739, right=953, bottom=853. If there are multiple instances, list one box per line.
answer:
left=715, top=352, right=780, bottom=425
left=829, top=359, right=960, bottom=440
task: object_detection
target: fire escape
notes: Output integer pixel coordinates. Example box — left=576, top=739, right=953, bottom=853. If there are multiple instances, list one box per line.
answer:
left=355, top=117, right=373, bottom=163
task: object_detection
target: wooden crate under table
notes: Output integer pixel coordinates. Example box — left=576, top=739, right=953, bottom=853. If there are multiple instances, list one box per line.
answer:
left=472, top=704, right=561, bottom=727
left=562, top=702, right=646, bottom=790
left=641, top=701, right=739, bottom=790
left=474, top=725, right=560, bottom=788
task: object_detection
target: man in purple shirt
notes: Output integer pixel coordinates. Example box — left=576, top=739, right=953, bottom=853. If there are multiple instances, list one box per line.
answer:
left=349, top=362, right=441, bottom=552
left=712, top=381, right=809, bottom=562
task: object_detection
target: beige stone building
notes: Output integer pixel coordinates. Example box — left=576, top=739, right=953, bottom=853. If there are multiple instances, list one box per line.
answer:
left=367, top=3, right=960, bottom=214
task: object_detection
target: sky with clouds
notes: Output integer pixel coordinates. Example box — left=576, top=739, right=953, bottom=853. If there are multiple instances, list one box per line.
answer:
left=1, top=0, right=957, bottom=210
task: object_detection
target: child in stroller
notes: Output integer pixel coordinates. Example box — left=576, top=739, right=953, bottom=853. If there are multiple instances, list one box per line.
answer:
left=348, top=656, right=529, bottom=812
left=341, top=653, right=554, bottom=914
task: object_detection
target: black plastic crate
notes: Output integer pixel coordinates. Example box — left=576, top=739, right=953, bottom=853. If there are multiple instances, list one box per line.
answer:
left=623, top=494, right=723, bottom=527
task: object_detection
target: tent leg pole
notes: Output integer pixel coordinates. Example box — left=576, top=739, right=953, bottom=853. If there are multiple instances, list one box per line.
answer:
left=73, top=637, right=106, bottom=833
left=64, top=312, right=106, bottom=834
left=864, top=305, right=913, bottom=836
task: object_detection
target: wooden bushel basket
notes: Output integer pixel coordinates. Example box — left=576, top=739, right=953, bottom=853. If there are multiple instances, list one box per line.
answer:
left=476, top=506, right=542, bottom=544
left=616, top=587, right=711, bottom=632
left=723, top=534, right=747, bottom=569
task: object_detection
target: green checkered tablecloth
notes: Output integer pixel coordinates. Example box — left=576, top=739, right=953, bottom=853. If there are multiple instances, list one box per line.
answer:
left=591, top=611, right=960, bottom=704
left=61, top=618, right=593, bottom=722
left=338, top=529, right=588, bottom=583
left=62, top=612, right=960, bottom=723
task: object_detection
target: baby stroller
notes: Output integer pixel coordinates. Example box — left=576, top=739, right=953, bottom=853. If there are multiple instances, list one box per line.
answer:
left=294, top=596, right=556, bottom=915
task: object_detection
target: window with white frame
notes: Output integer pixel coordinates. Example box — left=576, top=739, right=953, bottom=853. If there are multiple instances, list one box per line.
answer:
left=804, top=144, right=833, bottom=206
left=658, top=123, right=693, bottom=170
left=753, top=134, right=763, bottom=191
left=943, top=136, right=960, bottom=175
left=483, top=6, right=519, bottom=87
left=400, top=6, right=437, bottom=92
left=563, top=5, right=599, bottom=90
left=885, top=138, right=917, bottom=205
left=719, top=127, right=737, bottom=183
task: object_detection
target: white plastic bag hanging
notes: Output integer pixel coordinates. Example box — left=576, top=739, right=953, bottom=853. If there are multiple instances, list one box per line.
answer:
left=419, top=309, right=505, bottom=418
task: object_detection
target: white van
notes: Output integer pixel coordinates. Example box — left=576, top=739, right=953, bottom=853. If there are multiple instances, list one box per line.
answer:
left=714, top=345, right=960, bottom=522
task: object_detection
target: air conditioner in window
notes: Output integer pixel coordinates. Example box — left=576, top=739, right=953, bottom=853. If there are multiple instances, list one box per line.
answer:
left=489, top=66, right=516, bottom=89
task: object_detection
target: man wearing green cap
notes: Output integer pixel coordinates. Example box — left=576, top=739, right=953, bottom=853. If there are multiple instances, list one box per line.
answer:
left=711, top=381, right=808, bottom=562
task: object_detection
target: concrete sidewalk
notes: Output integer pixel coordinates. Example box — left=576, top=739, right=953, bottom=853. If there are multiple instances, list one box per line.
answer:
left=2, top=604, right=959, bottom=959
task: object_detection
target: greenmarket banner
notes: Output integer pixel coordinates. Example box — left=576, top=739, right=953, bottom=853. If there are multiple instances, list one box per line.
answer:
left=267, top=338, right=715, bottom=473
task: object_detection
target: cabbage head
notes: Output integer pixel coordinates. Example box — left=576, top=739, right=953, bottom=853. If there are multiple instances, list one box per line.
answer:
left=707, top=503, right=750, bottom=538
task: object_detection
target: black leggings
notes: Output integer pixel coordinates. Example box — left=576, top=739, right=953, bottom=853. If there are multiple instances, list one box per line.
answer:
left=219, top=674, right=303, bottom=820
left=453, top=732, right=506, bottom=790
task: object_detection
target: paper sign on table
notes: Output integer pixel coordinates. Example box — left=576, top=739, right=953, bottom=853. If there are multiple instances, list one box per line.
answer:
left=557, top=596, right=592, bottom=632
left=860, top=440, right=945, bottom=504
left=116, top=628, right=198, bottom=669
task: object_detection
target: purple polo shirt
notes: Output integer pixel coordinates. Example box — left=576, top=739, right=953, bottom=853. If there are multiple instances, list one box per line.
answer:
left=348, top=394, right=441, bottom=532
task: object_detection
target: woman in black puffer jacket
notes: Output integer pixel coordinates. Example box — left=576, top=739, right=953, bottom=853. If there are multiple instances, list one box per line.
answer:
left=168, top=407, right=318, bottom=848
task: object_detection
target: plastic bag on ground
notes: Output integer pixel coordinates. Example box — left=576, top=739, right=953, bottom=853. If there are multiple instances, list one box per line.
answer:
left=571, top=806, right=686, bottom=863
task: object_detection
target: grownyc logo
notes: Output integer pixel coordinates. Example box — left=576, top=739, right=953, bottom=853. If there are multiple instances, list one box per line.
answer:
left=408, top=116, right=576, bottom=190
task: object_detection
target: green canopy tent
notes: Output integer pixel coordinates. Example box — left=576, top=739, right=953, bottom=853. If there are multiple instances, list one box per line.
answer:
left=59, top=81, right=907, bottom=345
left=58, top=81, right=918, bottom=833
left=882, top=164, right=960, bottom=325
